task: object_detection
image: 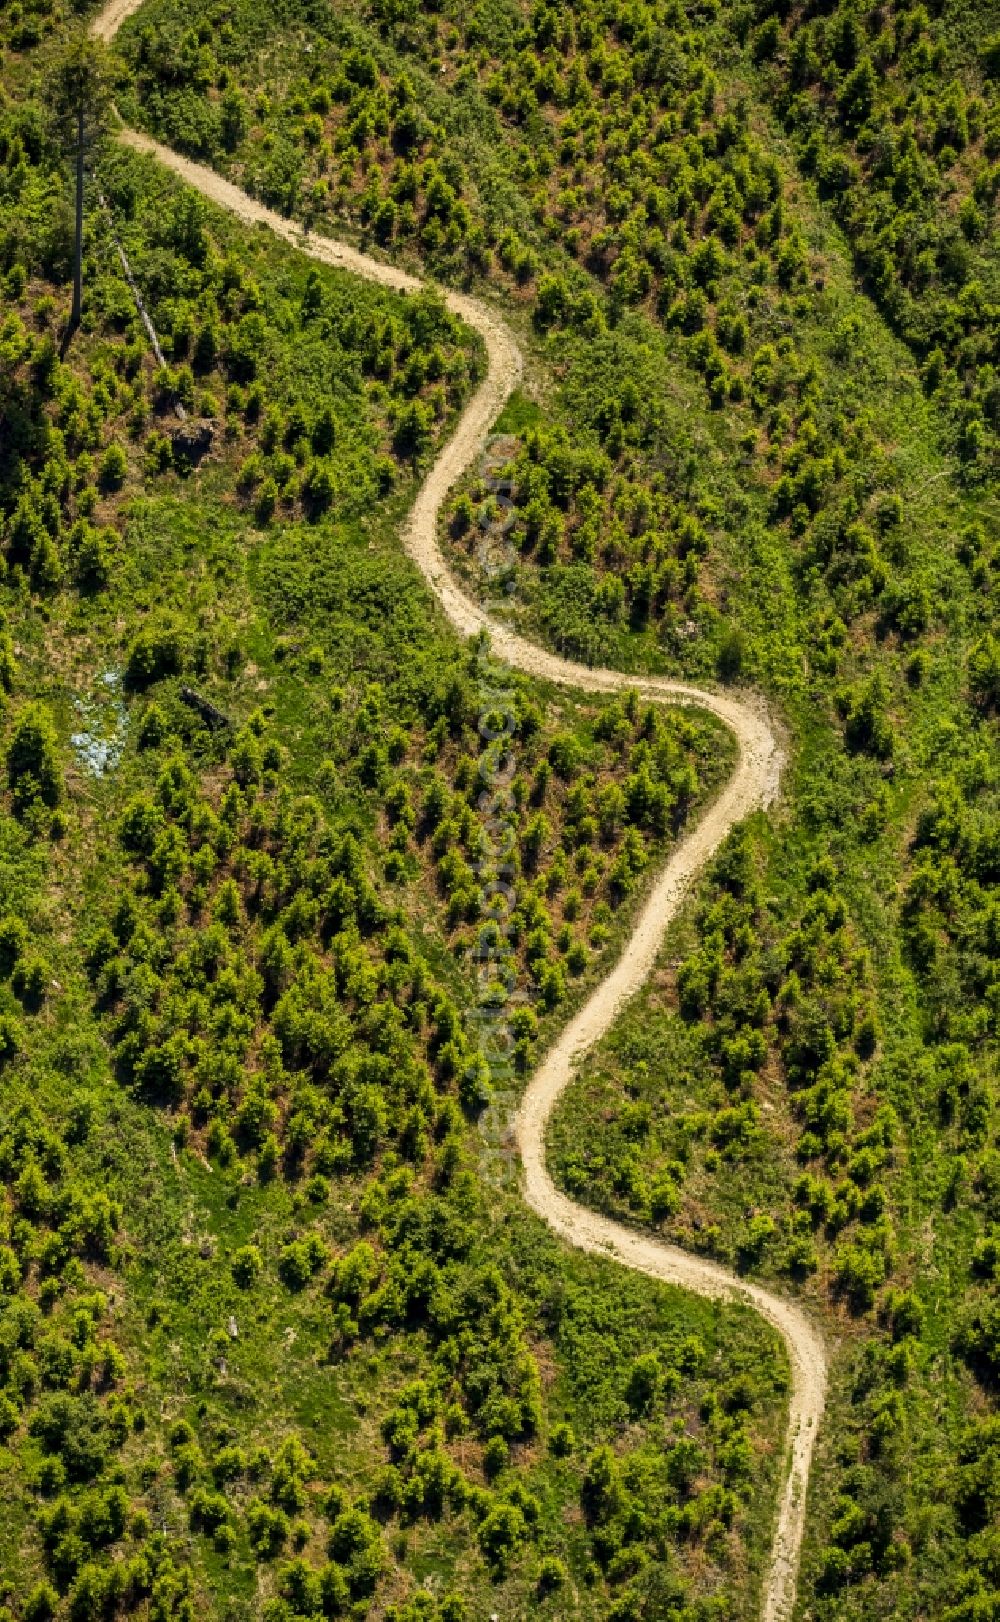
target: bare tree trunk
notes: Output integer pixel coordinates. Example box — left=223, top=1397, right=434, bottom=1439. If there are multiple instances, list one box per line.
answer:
left=73, top=106, right=84, bottom=323
left=67, top=105, right=84, bottom=346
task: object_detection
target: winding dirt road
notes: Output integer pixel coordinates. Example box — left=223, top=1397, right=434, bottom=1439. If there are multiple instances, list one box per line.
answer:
left=90, top=6, right=828, bottom=1613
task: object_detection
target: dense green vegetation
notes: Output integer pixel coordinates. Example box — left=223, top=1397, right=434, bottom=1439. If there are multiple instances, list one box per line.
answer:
left=0, top=0, right=997, bottom=1614
left=99, top=0, right=1000, bottom=1615
left=114, top=0, right=998, bottom=479
left=109, top=0, right=995, bottom=688
left=1, top=78, right=483, bottom=568
left=748, top=0, right=1000, bottom=473
left=0, top=8, right=796, bottom=1621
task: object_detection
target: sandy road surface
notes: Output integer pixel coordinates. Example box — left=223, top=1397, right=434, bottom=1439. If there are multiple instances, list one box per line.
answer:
left=88, top=11, right=828, bottom=1612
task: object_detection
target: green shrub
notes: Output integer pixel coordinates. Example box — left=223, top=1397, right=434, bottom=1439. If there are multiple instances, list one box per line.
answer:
left=7, top=703, right=61, bottom=811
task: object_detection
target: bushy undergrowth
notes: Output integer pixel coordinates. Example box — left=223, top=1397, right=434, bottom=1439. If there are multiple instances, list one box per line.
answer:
left=1, top=92, right=482, bottom=593
left=113, top=0, right=995, bottom=671
left=107, top=0, right=1000, bottom=1611
left=0, top=0, right=996, bottom=1615
left=116, top=0, right=999, bottom=479
left=746, top=0, right=999, bottom=472
left=0, top=13, right=787, bottom=1622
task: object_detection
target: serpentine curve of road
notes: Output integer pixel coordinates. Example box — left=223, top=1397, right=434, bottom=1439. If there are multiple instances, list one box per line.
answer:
left=91, top=5, right=828, bottom=1613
